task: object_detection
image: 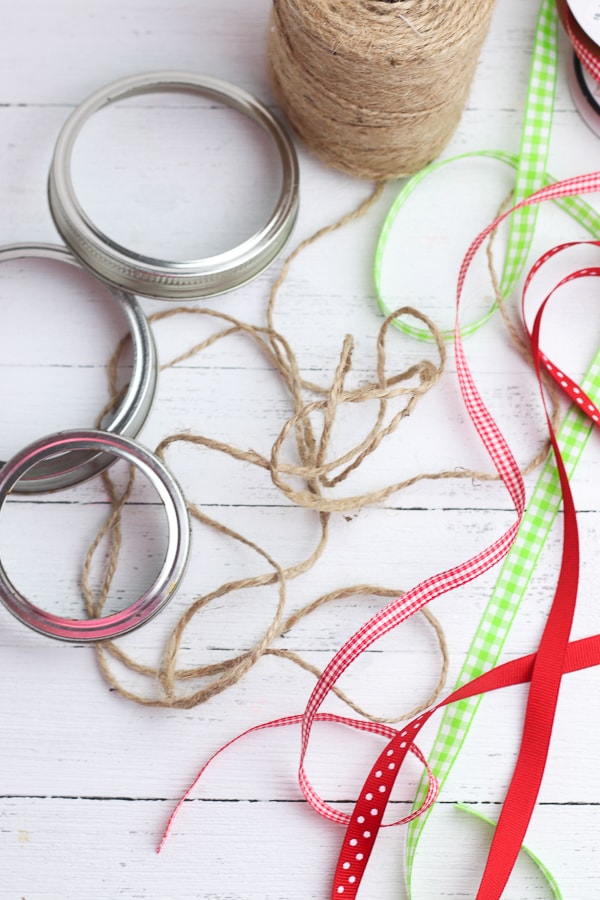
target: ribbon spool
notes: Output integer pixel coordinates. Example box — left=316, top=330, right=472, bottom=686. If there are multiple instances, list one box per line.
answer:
left=266, top=0, right=497, bottom=180
left=557, top=0, right=600, bottom=133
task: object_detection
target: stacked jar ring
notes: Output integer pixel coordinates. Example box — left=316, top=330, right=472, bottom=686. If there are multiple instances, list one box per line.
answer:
left=0, top=429, right=190, bottom=642
left=48, top=71, right=299, bottom=301
left=0, top=243, right=157, bottom=492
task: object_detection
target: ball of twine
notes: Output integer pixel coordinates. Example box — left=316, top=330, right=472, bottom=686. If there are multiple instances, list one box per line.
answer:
left=266, top=0, right=497, bottom=179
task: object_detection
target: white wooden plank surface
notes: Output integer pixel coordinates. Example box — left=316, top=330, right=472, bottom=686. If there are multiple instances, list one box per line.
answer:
left=1, top=0, right=600, bottom=897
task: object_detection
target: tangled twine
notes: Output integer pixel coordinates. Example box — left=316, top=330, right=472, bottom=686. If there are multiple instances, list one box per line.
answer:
left=81, top=185, right=560, bottom=717
left=266, top=0, right=497, bottom=179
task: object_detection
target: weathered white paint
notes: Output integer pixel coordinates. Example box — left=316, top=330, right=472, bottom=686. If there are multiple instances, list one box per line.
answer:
left=0, top=0, right=599, bottom=896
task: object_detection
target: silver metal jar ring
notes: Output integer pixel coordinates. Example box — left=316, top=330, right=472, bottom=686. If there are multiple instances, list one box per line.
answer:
left=48, top=71, right=299, bottom=301
left=0, top=429, right=190, bottom=642
left=0, top=243, right=157, bottom=493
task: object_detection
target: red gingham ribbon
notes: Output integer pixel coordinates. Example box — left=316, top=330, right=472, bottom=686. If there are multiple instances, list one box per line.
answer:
left=330, top=172, right=600, bottom=898
left=562, top=1, right=600, bottom=81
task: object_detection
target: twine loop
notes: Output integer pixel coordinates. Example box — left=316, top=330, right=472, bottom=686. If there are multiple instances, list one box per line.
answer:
left=80, top=186, right=556, bottom=715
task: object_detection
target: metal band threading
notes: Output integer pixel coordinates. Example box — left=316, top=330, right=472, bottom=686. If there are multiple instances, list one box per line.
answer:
left=0, top=243, right=157, bottom=493
left=0, top=429, right=190, bottom=642
left=48, top=71, right=300, bottom=301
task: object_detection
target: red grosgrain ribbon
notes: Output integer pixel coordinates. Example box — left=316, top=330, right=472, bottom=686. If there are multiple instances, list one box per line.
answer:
left=472, top=248, right=600, bottom=898
left=330, top=171, right=600, bottom=898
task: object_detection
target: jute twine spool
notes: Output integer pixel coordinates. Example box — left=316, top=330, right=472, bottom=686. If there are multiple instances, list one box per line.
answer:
left=266, top=0, right=497, bottom=179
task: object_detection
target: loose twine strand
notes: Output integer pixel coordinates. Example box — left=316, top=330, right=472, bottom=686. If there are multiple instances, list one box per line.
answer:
left=80, top=185, right=560, bottom=717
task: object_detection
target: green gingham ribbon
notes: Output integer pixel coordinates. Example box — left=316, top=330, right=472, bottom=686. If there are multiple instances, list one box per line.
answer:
left=376, top=0, right=559, bottom=341
left=402, top=1, right=600, bottom=894
left=501, top=0, right=558, bottom=291
left=375, top=150, right=600, bottom=340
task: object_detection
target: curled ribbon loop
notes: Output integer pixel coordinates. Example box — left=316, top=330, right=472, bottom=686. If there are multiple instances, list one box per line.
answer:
left=522, top=240, right=600, bottom=420
left=158, top=711, right=440, bottom=851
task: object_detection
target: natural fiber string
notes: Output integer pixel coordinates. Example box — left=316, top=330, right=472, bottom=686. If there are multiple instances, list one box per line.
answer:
left=79, top=186, right=559, bottom=715
left=83, top=299, right=450, bottom=714
left=266, top=0, right=497, bottom=179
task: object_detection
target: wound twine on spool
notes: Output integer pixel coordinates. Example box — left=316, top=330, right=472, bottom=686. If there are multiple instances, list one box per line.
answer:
left=266, top=0, right=497, bottom=180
